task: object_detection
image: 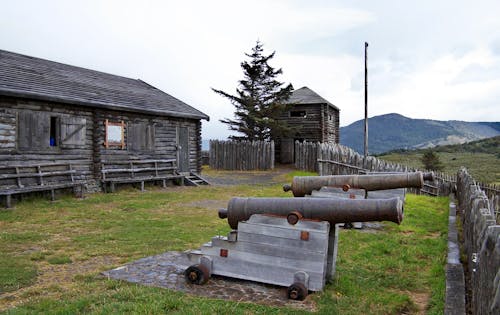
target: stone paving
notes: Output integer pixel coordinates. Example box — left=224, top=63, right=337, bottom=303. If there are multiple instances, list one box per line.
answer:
left=102, top=251, right=316, bottom=311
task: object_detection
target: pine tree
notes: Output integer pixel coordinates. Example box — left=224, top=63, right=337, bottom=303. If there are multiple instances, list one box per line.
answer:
left=421, top=150, right=444, bottom=171
left=213, top=41, right=294, bottom=141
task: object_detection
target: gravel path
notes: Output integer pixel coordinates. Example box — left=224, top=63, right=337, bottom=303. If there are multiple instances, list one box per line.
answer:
left=102, top=251, right=315, bottom=310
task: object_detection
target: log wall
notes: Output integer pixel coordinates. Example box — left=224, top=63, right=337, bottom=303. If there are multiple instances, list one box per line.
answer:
left=0, top=96, right=202, bottom=192
left=0, top=96, right=95, bottom=187
left=275, top=103, right=339, bottom=163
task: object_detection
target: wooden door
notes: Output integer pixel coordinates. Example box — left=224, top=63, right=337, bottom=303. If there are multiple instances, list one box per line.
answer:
left=280, top=138, right=294, bottom=164
left=177, top=127, right=189, bottom=173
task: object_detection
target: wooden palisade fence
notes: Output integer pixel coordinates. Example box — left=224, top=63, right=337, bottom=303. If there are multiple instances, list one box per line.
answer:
left=209, top=140, right=274, bottom=171
left=295, top=141, right=457, bottom=196
left=456, top=168, right=500, bottom=314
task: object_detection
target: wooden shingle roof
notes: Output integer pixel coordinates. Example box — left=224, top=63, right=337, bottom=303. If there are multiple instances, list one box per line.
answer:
left=289, top=86, right=339, bottom=111
left=0, top=49, right=209, bottom=120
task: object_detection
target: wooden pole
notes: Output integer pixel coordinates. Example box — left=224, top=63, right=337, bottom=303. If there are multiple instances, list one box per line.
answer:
left=364, top=42, right=369, bottom=158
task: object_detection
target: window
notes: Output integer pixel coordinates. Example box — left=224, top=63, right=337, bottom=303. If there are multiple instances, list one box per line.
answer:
left=290, top=110, right=307, bottom=118
left=50, top=116, right=59, bottom=146
left=104, top=120, right=125, bottom=149
left=18, top=111, right=86, bottom=150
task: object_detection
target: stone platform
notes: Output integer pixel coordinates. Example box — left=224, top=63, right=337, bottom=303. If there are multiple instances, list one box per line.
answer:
left=102, top=251, right=316, bottom=311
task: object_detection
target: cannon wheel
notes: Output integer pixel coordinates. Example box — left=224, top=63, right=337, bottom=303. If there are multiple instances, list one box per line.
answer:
left=184, top=264, right=209, bottom=285
left=287, top=282, right=308, bottom=300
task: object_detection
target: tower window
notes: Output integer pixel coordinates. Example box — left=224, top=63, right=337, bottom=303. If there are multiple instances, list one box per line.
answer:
left=290, top=110, right=307, bottom=118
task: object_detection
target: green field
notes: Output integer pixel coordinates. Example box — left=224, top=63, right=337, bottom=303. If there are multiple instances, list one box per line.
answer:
left=377, top=136, right=500, bottom=184
left=1, top=170, right=449, bottom=314
left=378, top=151, right=499, bottom=184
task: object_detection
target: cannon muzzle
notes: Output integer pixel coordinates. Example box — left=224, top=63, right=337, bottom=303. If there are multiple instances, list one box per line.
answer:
left=284, top=172, right=429, bottom=197
left=221, top=197, right=403, bottom=229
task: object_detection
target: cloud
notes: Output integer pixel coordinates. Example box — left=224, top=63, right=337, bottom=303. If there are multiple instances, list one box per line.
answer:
left=0, top=0, right=499, bottom=140
left=371, top=48, right=500, bottom=121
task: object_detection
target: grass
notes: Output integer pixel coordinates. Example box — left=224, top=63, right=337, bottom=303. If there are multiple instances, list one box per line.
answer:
left=0, top=170, right=449, bottom=314
left=379, top=151, right=499, bottom=184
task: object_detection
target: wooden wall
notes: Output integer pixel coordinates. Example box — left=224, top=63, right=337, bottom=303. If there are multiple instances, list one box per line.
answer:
left=0, top=95, right=202, bottom=191
left=0, top=96, right=95, bottom=184
left=322, top=104, right=339, bottom=143
left=276, top=103, right=339, bottom=163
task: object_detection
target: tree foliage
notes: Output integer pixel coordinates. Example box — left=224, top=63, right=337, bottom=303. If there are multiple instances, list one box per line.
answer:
left=213, top=41, right=294, bottom=141
left=421, top=150, right=444, bottom=171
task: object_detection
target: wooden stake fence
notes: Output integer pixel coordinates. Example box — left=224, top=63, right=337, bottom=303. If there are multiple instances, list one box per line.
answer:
left=209, top=140, right=274, bottom=171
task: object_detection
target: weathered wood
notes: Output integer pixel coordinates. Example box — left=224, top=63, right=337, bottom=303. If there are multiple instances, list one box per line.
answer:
left=1, top=86, right=205, bottom=195
left=296, top=141, right=459, bottom=197
left=456, top=168, right=500, bottom=314
left=209, top=140, right=274, bottom=170
left=0, top=163, right=84, bottom=208
left=101, top=159, right=183, bottom=192
left=191, top=214, right=331, bottom=292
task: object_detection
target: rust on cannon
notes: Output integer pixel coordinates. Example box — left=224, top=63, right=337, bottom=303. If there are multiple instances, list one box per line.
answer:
left=218, top=197, right=403, bottom=229
left=283, top=171, right=433, bottom=197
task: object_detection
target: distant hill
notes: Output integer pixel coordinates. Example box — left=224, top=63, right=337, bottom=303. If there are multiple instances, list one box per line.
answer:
left=340, top=113, right=500, bottom=154
left=382, top=136, right=500, bottom=156
left=378, top=136, right=500, bottom=184
left=417, top=135, right=499, bottom=155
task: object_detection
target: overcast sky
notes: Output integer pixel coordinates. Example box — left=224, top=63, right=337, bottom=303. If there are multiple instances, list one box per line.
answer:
left=2, top=0, right=499, bottom=139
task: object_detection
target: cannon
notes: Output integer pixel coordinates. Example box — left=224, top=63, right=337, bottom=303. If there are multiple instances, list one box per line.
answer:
left=218, top=196, right=403, bottom=229
left=185, top=196, right=404, bottom=300
left=283, top=171, right=433, bottom=197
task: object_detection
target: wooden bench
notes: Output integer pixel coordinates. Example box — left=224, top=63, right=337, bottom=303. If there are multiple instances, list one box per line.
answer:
left=101, top=159, right=184, bottom=193
left=0, top=163, right=85, bottom=208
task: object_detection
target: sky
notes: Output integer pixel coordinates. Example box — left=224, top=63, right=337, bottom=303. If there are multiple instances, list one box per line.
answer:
left=1, top=0, right=499, bottom=140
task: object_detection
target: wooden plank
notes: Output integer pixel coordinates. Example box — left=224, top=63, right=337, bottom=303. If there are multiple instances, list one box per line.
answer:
left=209, top=256, right=326, bottom=291
left=0, top=170, right=77, bottom=180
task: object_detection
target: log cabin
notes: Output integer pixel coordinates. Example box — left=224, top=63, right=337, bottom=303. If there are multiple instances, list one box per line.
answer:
left=277, top=86, right=340, bottom=163
left=0, top=49, right=209, bottom=204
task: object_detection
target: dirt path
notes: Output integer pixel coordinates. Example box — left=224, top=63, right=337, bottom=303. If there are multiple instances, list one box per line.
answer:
left=201, top=165, right=296, bottom=186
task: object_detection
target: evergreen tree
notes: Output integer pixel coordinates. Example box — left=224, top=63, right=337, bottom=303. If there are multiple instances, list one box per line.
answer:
left=213, top=41, right=294, bottom=141
left=421, top=150, right=444, bottom=171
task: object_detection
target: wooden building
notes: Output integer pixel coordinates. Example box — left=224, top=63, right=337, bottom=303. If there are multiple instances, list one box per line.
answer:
left=0, top=49, right=209, bottom=197
left=277, top=86, right=339, bottom=164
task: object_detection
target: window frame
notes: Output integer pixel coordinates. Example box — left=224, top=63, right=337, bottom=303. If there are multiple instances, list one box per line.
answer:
left=104, top=119, right=125, bottom=149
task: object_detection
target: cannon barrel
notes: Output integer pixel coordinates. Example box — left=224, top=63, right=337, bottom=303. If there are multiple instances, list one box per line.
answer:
left=218, top=197, right=403, bottom=229
left=283, top=172, right=432, bottom=197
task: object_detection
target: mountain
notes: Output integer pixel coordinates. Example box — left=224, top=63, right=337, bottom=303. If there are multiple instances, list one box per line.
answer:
left=340, top=113, right=500, bottom=154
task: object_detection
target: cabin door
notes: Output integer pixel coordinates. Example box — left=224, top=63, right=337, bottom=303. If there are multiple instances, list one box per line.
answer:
left=177, top=127, right=189, bottom=173
left=280, top=138, right=294, bottom=164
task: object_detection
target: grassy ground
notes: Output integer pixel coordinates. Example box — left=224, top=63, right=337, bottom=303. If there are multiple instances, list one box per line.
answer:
left=0, top=170, right=449, bottom=314
left=378, top=151, right=499, bottom=184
